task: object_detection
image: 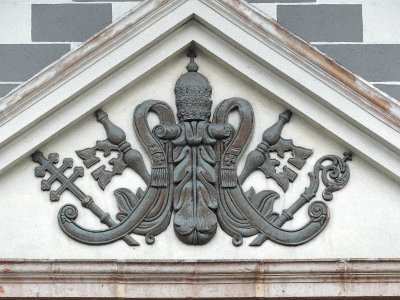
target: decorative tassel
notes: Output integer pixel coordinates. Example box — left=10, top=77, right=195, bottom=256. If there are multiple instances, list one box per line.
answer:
left=151, top=167, right=168, bottom=187
left=221, top=168, right=237, bottom=188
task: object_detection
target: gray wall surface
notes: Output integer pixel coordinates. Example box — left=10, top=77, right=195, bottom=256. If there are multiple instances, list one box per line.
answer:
left=277, top=5, right=363, bottom=42
left=32, top=4, right=112, bottom=42
left=0, top=0, right=399, bottom=101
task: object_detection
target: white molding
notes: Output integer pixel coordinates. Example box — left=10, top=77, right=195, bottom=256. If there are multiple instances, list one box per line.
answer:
left=1, top=259, right=400, bottom=298
left=0, top=0, right=399, bottom=183
left=202, top=0, right=400, bottom=131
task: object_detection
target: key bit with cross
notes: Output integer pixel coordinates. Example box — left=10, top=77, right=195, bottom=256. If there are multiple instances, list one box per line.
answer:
left=32, top=151, right=139, bottom=246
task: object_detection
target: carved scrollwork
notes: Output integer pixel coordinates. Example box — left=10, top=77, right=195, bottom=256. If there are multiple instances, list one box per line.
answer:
left=308, top=201, right=329, bottom=224
left=33, top=50, right=352, bottom=248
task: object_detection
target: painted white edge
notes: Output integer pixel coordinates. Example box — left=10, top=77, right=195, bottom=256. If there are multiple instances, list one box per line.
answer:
left=1, top=259, right=400, bottom=298
left=0, top=0, right=399, bottom=182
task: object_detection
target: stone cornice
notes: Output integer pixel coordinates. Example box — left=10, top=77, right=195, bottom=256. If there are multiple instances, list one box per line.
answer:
left=206, top=0, right=400, bottom=131
left=1, top=259, right=400, bottom=298
left=0, top=0, right=181, bottom=126
left=1, top=0, right=399, bottom=131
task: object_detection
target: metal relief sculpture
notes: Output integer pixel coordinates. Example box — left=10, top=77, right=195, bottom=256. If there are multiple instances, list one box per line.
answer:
left=33, top=51, right=352, bottom=247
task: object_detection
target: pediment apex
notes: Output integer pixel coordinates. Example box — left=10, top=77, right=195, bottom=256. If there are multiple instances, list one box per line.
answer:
left=0, top=0, right=400, bottom=183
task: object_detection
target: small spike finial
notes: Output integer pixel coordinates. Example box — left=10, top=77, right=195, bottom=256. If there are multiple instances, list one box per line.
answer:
left=343, top=151, right=353, bottom=162
left=186, top=50, right=198, bottom=72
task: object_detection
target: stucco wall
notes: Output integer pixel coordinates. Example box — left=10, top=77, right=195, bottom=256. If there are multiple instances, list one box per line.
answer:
left=1, top=0, right=400, bottom=101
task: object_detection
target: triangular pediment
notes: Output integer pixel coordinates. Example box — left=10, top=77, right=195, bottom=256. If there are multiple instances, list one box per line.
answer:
left=1, top=1, right=400, bottom=298
left=2, top=51, right=397, bottom=258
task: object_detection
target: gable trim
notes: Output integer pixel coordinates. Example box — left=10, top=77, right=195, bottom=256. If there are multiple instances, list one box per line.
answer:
left=1, top=0, right=398, bottom=132
left=0, top=0, right=399, bottom=183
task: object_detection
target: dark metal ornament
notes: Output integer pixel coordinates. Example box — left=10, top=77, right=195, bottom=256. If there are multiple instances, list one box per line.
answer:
left=33, top=50, right=352, bottom=247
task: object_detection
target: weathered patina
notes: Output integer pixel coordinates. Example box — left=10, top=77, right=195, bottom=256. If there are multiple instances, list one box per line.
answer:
left=33, top=52, right=351, bottom=247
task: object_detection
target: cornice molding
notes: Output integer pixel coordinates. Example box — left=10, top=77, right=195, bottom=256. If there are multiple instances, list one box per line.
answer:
left=202, top=0, right=400, bottom=130
left=1, top=259, right=400, bottom=298
left=0, top=0, right=184, bottom=126
left=1, top=0, right=398, bottom=131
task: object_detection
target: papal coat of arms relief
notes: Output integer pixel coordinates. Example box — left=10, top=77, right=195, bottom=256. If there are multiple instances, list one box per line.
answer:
left=33, top=51, right=352, bottom=247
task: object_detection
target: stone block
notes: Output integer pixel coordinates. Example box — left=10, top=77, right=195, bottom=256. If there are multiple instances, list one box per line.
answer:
left=317, top=44, right=400, bottom=82
left=0, top=2, right=31, bottom=43
left=0, top=44, right=70, bottom=82
left=251, top=0, right=315, bottom=2
left=32, top=4, right=112, bottom=42
left=74, top=0, right=138, bottom=2
left=363, top=1, right=400, bottom=43
left=374, top=84, right=400, bottom=101
left=277, top=5, right=362, bottom=42
left=0, top=84, right=19, bottom=98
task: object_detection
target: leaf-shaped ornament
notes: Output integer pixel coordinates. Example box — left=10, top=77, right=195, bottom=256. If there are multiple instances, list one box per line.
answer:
left=114, top=188, right=139, bottom=221
left=251, top=190, right=279, bottom=218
